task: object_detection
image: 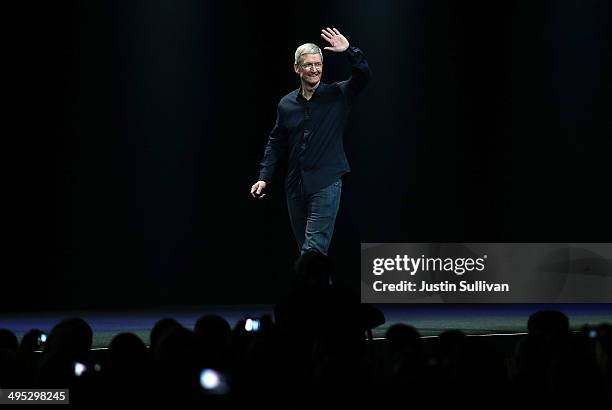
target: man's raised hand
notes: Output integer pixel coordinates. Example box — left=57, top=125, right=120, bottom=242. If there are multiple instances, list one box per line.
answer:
left=321, top=27, right=349, bottom=52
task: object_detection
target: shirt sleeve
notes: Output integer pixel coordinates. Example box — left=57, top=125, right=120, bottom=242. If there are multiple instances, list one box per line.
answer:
left=338, top=46, right=372, bottom=103
left=258, top=105, right=289, bottom=183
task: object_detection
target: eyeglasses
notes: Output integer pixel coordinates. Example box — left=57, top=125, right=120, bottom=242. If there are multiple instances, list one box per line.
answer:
left=300, top=62, right=322, bottom=69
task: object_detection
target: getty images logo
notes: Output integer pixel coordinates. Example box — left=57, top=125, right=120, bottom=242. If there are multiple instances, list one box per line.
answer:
left=372, top=254, right=488, bottom=276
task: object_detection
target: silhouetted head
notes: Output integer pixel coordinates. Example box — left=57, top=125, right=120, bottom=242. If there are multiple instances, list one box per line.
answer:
left=385, top=324, right=422, bottom=358
left=154, top=327, right=200, bottom=377
left=431, top=330, right=467, bottom=366
left=47, top=318, right=93, bottom=360
left=108, top=332, right=148, bottom=368
left=19, top=329, right=47, bottom=354
left=0, top=329, right=19, bottom=351
left=150, top=318, right=183, bottom=352
left=194, top=314, right=231, bottom=349
left=527, top=310, right=569, bottom=337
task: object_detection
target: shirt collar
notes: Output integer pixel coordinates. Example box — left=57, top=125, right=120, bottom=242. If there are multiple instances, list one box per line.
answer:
left=297, top=82, right=325, bottom=101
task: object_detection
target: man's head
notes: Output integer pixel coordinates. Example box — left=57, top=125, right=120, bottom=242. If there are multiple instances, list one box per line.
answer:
left=294, top=43, right=323, bottom=88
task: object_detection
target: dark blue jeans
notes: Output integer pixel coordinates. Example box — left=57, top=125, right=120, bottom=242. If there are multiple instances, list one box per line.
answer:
left=286, top=179, right=342, bottom=256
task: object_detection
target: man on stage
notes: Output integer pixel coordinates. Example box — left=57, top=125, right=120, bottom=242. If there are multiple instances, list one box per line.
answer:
left=251, top=27, right=371, bottom=256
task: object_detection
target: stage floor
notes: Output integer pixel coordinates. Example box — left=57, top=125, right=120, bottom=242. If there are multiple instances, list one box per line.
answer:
left=1, top=304, right=611, bottom=348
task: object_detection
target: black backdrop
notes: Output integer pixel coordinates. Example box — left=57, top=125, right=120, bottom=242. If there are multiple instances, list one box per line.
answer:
left=5, top=0, right=611, bottom=310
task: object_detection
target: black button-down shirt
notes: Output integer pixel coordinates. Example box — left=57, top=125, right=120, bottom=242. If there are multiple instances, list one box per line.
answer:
left=258, top=46, right=371, bottom=198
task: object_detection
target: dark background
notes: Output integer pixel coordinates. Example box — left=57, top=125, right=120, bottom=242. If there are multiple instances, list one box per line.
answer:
left=5, top=0, right=611, bottom=311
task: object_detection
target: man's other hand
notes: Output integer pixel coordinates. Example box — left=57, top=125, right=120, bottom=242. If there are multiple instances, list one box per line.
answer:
left=250, top=181, right=267, bottom=199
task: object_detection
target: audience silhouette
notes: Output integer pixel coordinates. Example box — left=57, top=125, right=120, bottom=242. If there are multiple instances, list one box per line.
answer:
left=1, top=261, right=610, bottom=405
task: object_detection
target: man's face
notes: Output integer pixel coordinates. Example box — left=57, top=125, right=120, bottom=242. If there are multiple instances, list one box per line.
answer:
left=295, top=53, right=323, bottom=87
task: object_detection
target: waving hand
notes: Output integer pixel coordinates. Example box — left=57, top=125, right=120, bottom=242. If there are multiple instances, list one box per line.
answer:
left=320, top=27, right=349, bottom=52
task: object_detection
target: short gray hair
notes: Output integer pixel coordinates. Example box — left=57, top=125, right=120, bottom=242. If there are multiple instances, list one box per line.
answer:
left=294, top=43, right=323, bottom=65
